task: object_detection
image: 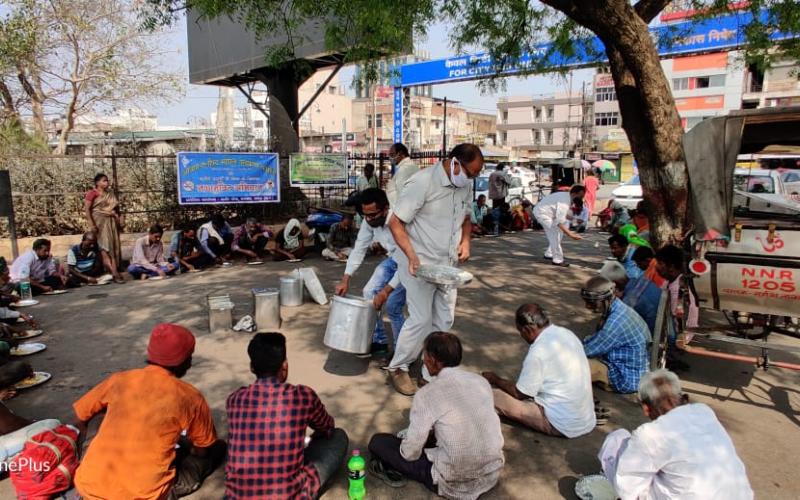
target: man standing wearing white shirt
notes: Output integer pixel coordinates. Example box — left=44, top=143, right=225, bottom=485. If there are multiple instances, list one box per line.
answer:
left=335, top=188, right=406, bottom=355
left=482, top=303, right=595, bottom=438
left=600, top=369, right=753, bottom=500
left=387, top=143, right=482, bottom=395
left=533, top=185, right=586, bottom=267
left=386, top=143, right=418, bottom=205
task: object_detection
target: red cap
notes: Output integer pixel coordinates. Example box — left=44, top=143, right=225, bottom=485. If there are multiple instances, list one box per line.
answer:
left=147, top=323, right=196, bottom=367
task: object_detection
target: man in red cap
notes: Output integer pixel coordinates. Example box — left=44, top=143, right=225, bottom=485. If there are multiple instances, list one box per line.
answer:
left=72, top=323, right=226, bottom=500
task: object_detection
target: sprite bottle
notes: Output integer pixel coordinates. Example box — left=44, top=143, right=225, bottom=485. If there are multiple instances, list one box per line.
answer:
left=347, top=449, right=366, bottom=500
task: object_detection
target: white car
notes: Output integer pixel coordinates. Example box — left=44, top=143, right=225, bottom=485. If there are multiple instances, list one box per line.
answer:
left=474, top=172, right=537, bottom=207
left=611, top=175, right=643, bottom=209
left=781, top=170, right=800, bottom=195
left=733, top=168, right=800, bottom=214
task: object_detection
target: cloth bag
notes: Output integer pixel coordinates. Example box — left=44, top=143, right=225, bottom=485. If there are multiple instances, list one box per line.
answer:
left=10, top=424, right=80, bottom=500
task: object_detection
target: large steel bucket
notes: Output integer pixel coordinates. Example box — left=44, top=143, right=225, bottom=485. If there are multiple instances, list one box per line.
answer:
left=323, top=295, right=377, bottom=354
left=252, top=288, right=281, bottom=331
left=280, top=277, right=303, bottom=307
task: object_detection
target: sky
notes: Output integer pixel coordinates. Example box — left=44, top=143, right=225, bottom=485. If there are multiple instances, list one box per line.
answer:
left=154, top=17, right=596, bottom=126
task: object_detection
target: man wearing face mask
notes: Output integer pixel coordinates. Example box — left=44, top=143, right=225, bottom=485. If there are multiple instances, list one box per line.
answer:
left=335, top=188, right=407, bottom=356
left=386, top=142, right=418, bottom=206
left=385, top=143, right=482, bottom=395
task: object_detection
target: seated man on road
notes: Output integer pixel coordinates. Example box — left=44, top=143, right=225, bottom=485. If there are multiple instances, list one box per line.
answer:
left=599, top=369, right=753, bottom=499
left=600, top=260, right=663, bottom=335
left=226, top=332, right=348, bottom=498
left=567, top=198, right=590, bottom=233
left=581, top=276, right=650, bottom=394
left=656, top=244, right=699, bottom=330
left=169, top=224, right=213, bottom=271
left=67, top=232, right=105, bottom=285
left=273, top=218, right=308, bottom=261
left=482, top=304, right=595, bottom=438
left=127, top=224, right=176, bottom=280
left=369, top=333, right=504, bottom=498
left=632, top=246, right=666, bottom=288
left=0, top=341, right=35, bottom=398
left=335, top=188, right=406, bottom=356
left=322, top=214, right=357, bottom=261
left=199, top=213, right=235, bottom=264
left=471, top=194, right=491, bottom=237
left=607, top=201, right=632, bottom=232
left=608, top=233, right=643, bottom=280
left=232, top=217, right=273, bottom=262
left=73, top=323, right=226, bottom=499
left=0, top=258, right=34, bottom=329
left=10, top=239, right=70, bottom=295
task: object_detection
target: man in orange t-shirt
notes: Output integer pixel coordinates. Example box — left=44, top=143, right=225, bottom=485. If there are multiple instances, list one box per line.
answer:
left=73, top=324, right=226, bottom=500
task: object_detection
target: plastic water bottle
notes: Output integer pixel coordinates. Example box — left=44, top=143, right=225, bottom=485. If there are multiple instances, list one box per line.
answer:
left=347, top=449, right=366, bottom=500
left=18, top=268, right=32, bottom=301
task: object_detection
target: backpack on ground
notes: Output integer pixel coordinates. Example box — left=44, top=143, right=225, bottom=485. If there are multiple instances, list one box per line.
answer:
left=10, top=424, right=80, bottom=500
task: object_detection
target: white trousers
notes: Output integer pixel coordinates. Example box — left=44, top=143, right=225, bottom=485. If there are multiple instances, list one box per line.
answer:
left=540, top=220, right=564, bottom=264
left=387, top=257, right=457, bottom=372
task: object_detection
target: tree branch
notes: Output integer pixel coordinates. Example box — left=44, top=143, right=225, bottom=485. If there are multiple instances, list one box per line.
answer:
left=633, top=0, right=672, bottom=23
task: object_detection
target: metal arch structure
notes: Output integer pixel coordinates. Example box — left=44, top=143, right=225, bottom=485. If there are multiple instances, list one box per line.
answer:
left=391, top=9, right=797, bottom=145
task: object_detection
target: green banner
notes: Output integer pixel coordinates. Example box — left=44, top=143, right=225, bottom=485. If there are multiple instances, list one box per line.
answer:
left=289, top=153, right=348, bottom=186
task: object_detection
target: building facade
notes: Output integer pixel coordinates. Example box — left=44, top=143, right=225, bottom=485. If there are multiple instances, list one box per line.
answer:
left=496, top=93, right=592, bottom=158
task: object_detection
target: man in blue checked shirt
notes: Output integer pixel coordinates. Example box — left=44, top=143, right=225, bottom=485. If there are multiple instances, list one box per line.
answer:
left=581, top=276, right=650, bottom=394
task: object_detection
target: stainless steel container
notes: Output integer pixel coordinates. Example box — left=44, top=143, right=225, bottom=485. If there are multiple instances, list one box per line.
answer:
left=323, top=294, right=377, bottom=354
left=252, top=288, right=281, bottom=331
left=207, top=293, right=234, bottom=334
left=280, top=276, right=303, bottom=307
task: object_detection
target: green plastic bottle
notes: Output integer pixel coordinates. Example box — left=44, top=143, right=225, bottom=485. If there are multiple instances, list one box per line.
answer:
left=347, top=449, right=366, bottom=500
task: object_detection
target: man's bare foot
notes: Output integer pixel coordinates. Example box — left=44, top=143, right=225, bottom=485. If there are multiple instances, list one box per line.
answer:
left=140, top=274, right=148, bottom=281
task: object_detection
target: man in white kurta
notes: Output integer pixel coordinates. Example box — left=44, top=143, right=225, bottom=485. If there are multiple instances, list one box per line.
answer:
left=599, top=369, right=753, bottom=500
left=532, top=185, right=586, bottom=266
left=387, top=144, right=483, bottom=395
left=386, top=142, right=419, bottom=206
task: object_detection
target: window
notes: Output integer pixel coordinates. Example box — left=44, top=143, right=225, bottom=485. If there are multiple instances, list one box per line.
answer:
left=546, top=106, right=554, bottom=122
left=328, top=85, right=336, bottom=94
left=434, top=120, right=441, bottom=130
left=532, top=130, right=540, bottom=144
left=545, top=130, right=553, bottom=145
left=783, top=172, right=800, bottom=183
left=254, top=120, right=264, bottom=128
left=596, top=87, right=617, bottom=102
left=709, top=74, right=726, bottom=87
left=595, top=112, right=619, bottom=126
left=735, top=175, right=775, bottom=194
left=376, top=114, right=383, bottom=129
left=416, top=119, right=422, bottom=128
left=535, top=108, right=542, bottom=121
left=502, top=111, right=508, bottom=123
left=673, top=77, right=690, bottom=91
left=501, top=131, right=508, bottom=143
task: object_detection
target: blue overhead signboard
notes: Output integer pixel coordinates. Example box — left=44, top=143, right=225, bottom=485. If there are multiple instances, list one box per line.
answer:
left=176, top=152, right=280, bottom=205
left=400, top=11, right=787, bottom=87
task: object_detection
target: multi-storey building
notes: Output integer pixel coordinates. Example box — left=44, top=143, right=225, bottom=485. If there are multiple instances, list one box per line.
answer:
left=495, top=92, right=592, bottom=158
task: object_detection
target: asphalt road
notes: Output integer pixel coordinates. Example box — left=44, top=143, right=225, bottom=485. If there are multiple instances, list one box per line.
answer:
left=2, top=226, right=799, bottom=499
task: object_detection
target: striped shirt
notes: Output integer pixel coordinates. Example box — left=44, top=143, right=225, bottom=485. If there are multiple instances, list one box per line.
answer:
left=583, top=299, right=650, bottom=393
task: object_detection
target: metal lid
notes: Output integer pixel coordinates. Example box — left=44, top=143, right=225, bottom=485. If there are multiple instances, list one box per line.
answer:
left=280, top=276, right=301, bottom=284
left=252, top=287, right=279, bottom=296
left=332, top=294, right=372, bottom=309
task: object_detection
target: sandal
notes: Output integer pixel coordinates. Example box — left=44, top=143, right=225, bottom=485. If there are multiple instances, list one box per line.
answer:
left=369, top=458, right=407, bottom=488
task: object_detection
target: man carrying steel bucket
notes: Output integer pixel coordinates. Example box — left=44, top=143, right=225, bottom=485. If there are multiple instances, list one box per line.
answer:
left=335, top=188, right=406, bottom=357
left=385, top=144, right=482, bottom=395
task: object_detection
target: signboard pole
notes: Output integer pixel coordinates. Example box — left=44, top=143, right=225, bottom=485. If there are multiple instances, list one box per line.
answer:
left=393, top=87, right=403, bottom=145
left=0, top=171, right=19, bottom=259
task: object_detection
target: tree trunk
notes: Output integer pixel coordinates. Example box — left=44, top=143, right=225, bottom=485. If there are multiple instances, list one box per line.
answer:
left=16, top=70, right=47, bottom=138
left=55, top=93, right=78, bottom=155
left=0, top=79, right=17, bottom=121
left=544, top=0, right=689, bottom=247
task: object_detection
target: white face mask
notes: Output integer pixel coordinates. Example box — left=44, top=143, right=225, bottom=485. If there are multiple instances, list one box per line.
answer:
left=449, top=158, right=470, bottom=188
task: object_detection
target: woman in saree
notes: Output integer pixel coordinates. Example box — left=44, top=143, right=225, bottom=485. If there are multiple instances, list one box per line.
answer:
left=84, top=173, right=125, bottom=283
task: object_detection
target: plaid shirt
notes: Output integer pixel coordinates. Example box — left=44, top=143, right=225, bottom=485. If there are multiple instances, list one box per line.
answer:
left=225, top=377, right=334, bottom=499
left=583, top=299, right=650, bottom=393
